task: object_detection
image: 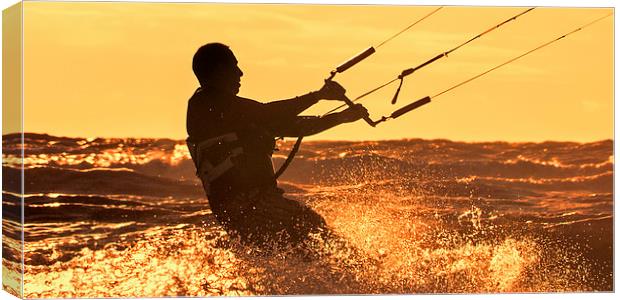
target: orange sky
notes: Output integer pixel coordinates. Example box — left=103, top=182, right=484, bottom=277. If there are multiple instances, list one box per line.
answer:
left=21, top=2, right=613, bottom=142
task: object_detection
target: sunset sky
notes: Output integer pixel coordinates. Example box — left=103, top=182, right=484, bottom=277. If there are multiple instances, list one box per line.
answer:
left=19, top=1, right=613, bottom=142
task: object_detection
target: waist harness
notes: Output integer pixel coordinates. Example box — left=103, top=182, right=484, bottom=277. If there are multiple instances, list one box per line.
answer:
left=186, top=133, right=243, bottom=187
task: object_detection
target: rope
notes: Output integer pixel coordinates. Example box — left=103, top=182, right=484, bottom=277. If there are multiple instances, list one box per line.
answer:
left=376, top=6, right=443, bottom=48
left=323, top=7, right=536, bottom=115
left=444, top=8, right=535, bottom=56
left=433, top=12, right=613, bottom=99
left=274, top=137, right=303, bottom=179
left=322, top=78, right=399, bottom=116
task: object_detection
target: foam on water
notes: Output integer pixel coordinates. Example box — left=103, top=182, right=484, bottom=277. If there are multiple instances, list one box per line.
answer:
left=2, top=134, right=613, bottom=296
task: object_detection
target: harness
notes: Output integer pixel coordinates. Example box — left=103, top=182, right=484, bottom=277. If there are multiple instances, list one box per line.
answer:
left=186, top=132, right=243, bottom=191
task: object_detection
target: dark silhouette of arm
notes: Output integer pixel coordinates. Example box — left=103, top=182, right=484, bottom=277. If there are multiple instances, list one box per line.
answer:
left=272, top=113, right=347, bottom=137
left=261, top=93, right=321, bottom=119
left=259, top=81, right=349, bottom=120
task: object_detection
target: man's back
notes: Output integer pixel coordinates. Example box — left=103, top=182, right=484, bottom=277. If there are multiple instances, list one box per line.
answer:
left=186, top=88, right=279, bottom=197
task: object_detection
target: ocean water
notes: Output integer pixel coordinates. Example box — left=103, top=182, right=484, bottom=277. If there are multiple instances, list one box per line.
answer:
left=1, top=133, right=613, bottom=297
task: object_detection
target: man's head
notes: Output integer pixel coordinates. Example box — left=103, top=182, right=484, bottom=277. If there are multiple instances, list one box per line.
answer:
left=192, top=43, right=243, bottom=94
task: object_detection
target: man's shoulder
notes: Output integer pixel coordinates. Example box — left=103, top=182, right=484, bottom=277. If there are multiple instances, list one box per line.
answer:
left=186, top=89, right=264, bottom=113
left=188, top=89, right=259, bottom=103
left=187, top=88, right=205, bottom=104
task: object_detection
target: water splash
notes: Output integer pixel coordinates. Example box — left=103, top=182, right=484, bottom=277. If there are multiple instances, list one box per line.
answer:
left=3, top=134, right=612, bottom=296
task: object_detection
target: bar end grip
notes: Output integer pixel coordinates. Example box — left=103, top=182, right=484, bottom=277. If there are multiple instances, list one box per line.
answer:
left=391, top=96, right=431, bottom=119
left=335, top=47, right=376, bottom=73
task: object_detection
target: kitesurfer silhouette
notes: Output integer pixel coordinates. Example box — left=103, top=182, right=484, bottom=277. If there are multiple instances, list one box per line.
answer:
left=186, top=43, right=368, bottom=248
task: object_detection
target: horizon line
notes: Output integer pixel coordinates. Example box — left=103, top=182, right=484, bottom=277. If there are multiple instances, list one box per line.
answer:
left=2, top=132, right=614, bottom=145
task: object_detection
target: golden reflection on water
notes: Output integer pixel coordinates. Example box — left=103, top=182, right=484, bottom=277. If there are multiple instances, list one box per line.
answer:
left=6, top=137, right=611, bottom=296
left=4, top=140, right=191, bottom=169
left=2, top=261, right=22, bottom=297
left=21, top=190, right=596, bottom=297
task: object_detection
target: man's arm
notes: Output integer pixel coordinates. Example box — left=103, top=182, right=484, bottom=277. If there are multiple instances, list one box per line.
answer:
left=260, top=81, right=348, bottom=119
left=261, top=92, right=321, bottom=119
left=272, top=105, right=368, bottom=137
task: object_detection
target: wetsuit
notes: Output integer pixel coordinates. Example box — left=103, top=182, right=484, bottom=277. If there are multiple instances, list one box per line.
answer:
left=186, top=88, right=344, bottom=246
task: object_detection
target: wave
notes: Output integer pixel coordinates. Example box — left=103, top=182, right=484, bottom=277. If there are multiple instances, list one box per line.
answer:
left=5, top=191, right=212, bottom=235
left=3, top=133, right=613, bottom=295
left=3, top=134, right=612, bottom=190
left=276, top=152, right=612, bottom=185
left=2, top=166, right=204, bottom=198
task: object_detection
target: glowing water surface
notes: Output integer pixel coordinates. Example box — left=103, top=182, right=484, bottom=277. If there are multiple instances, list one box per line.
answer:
left=1, top=133, right=613, bottom=296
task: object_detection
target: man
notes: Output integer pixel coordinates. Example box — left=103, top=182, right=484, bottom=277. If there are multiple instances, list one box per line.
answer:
left=186, top=43, right=368, bottom=247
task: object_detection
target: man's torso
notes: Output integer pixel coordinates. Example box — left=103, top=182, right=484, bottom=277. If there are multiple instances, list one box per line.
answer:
left=186, top=89, right=278, bottom=196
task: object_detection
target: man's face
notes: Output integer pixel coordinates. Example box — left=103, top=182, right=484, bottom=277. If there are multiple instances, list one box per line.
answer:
left=211, top=53, right=243, bottom=95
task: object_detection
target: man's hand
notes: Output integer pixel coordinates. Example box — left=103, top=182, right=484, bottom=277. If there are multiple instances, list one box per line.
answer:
left=338, top=104, right=369, bottom=123
left=316, top=80, right=347, bottom=101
